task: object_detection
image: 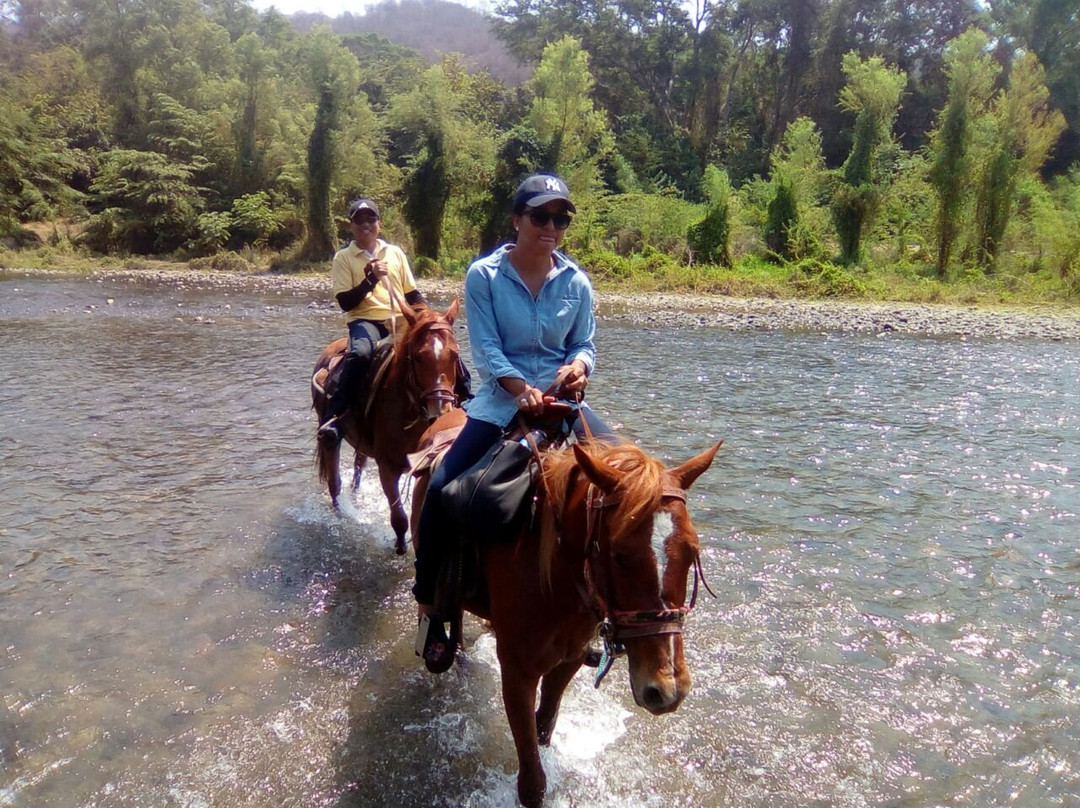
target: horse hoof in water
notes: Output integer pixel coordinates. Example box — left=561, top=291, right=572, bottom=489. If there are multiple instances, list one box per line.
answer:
left=394, top=536, right=407, bottom=555
left=518, top=769, right=546, bottom=808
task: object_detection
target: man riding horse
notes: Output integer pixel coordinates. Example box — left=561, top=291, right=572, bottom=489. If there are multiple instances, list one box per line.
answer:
left=317, top=197, right=469, bottom=447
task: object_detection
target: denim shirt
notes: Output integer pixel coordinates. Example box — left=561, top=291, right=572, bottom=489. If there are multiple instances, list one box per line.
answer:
left=463, top=244, right=597, bottom=428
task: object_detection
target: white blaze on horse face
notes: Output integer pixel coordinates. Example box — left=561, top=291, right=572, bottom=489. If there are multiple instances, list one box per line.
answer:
left=432, top=336, right=444, bottom=362
left=651, top=511, right=674, bottom=564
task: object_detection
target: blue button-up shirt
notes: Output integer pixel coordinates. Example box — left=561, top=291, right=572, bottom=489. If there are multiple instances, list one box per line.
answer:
left=463, top=245, right=597, bottom=428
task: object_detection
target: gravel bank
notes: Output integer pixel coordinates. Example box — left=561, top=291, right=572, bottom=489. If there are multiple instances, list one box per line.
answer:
left=12, top=265, right=1080, bottom=341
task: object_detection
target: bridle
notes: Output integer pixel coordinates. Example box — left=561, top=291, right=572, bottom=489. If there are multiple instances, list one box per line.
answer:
left=581, top=482, right=715, bottom=687
left=403, top=320, right=459, bottom=418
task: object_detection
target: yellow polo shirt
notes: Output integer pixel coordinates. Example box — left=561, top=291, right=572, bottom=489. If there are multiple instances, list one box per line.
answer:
left=330, top=239, right=419, bottom=323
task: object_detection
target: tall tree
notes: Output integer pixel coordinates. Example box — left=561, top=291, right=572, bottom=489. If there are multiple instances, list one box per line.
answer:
left=527, top=35, right=612, bottom=201
left=831, top=51, right=906, bottom=265
left=386, top=63, right=496, bottom=259
left=296, top=27, right=360, bottom=261
left=973, top=52, right=1065, bottom=270
left=990, top=0, right=1080, bottom=174
left=928, top=28, right=999, bottom=277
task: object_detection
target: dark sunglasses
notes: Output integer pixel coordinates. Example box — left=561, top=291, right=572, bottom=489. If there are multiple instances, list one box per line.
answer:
left=351, top=212, right=379, bottom=223
left=525, top=209, right=572, bottom=230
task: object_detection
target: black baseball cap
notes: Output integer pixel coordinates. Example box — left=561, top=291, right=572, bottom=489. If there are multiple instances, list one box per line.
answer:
left=512, top=174, right=575, bottom=214
left=347, top=198, right=380, bottom=220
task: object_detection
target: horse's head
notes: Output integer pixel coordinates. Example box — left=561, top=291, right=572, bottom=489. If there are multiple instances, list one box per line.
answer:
left=556, top=440, right=722, bottom=715
left=392, top=297, right=462, bottom=422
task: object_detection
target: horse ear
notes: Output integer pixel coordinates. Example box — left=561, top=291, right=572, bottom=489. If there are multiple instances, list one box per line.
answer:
left=669, top=440, right=723, bottom=491
left=572, top=443, right=622, bottom=493
left=444, top=297, right=460, bottom=325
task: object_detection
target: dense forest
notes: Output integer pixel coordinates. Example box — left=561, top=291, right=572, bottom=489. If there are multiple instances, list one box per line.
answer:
left=1, top=0, right=1078, bottom=300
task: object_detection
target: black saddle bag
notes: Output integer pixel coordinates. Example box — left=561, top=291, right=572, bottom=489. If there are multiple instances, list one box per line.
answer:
left=441, top=437, right=538, bottom=545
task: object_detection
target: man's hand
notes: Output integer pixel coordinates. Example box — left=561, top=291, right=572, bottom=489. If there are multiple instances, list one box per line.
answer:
left=366, top=259, right=388, bottom=280
left=555, top=360, right=589, bottom=395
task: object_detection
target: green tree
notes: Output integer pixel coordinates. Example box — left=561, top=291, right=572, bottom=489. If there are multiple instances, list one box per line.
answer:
left=387, top=63, right=496, bottom=259
left=527, top=35, right=613, bottom=200
left=769, top=116, right=829, bottom=257
left=764, top=177, right=798, bottom=261
left=0, top=91, right=81, bottom=234
left=991, top=0, right=1080, bottom=174
left=928, top=28, right=999, bottom=276
left=82, top=149, right=203, bottom=253
left=972, top=52, right=1065, bottom=270
left=830, top=52, right=906, bottom=265
left=687, top=164, right=733, bottom=266
left=296, top=28, right=360, bottom=261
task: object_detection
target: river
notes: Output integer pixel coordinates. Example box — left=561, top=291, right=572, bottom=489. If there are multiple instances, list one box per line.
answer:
left=1, top=270, right=1077, bottom=807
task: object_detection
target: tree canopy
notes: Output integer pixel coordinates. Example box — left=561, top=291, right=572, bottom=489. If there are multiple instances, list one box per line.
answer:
left=1, top=0, right=1078, bottom=294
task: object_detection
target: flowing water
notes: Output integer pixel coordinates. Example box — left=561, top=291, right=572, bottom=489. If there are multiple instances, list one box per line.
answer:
left=1, top=271, right=1078, bottom=807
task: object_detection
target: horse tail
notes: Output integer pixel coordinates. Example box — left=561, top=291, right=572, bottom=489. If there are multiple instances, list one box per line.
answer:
left=314, top=440, right=333, bottom=485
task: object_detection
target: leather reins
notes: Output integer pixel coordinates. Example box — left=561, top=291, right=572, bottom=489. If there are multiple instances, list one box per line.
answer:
left=404, top=320, right=459, bottom=416
left=582, top=482, right=715, bottom=687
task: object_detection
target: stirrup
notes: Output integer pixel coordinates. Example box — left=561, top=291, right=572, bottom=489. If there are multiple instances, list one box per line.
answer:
left=416, top=613, right=456, bottom=674
left=317, top=416, right=342, bottom=447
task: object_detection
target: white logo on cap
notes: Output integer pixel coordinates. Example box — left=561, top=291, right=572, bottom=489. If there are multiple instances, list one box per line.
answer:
left=544, top=178, right=561, bottom=191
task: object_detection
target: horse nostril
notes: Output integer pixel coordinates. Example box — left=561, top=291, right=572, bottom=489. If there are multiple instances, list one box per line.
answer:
left=642, top=686, right=666, bottom=710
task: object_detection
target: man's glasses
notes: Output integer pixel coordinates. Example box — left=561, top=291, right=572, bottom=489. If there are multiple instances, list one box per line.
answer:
left=526, top=209, right=572, bottom=230
left=351, top=213, right=378, bottom=224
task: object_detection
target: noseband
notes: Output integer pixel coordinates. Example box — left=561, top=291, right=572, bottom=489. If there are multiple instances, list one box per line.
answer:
left=582, top=483, right=714, bottom=686
left=405, top=321, right=458, bottom=416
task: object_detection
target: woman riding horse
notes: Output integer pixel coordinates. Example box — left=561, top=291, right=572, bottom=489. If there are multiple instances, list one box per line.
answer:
left=412, top=173, right=617, bottom=672
left=408, top=417, right=722, bottom=807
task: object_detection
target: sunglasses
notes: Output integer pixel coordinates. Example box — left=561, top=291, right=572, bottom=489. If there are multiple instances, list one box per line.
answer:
left=351, top=213, right=379, bottom=223
left=525, top=209, right=572, bottom=230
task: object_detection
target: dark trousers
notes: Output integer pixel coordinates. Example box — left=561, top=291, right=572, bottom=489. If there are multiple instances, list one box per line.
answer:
left=412, top=405, right=615, bottom=604
left=324, top=319, right=386, bottom=423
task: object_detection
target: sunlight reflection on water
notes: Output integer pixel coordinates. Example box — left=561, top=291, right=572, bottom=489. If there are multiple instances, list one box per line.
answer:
left=0, top=273, right=1078, bottom=807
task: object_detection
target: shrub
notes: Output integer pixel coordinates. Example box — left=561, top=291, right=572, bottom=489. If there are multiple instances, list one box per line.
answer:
left=788, top=258, right=867, bottom=298
left=189, top=211, right=233, bottom=256
left=686, top=165, right=733, bottom=267
left=764, top=178, right=798, bottom=261
left=188, top=251, right=254, bottom=272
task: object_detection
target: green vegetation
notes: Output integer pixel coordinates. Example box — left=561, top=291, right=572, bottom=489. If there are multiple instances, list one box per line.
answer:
left=1, top=0, right=1079, bottom=305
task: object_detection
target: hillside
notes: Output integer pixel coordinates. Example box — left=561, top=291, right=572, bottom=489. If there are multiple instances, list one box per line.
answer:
left=288, top=0, right=531, bottom=85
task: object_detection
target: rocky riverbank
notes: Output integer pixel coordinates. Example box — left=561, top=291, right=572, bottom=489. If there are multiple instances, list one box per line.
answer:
left=11, top=264, right=1080, bottom=341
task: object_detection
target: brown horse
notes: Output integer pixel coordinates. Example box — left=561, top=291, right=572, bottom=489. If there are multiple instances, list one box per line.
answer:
left=311, top=298, right=461, bottom=554
left=410, top=416, right=721, bottom=807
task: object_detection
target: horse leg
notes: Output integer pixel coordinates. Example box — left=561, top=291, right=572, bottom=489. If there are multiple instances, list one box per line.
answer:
left=352, top=451, right=367, bottom=493
left=377, top=465, right=409, bottom=556
left=501, top=672, right=546, bottom=808
left=536, top=658, right=584, bottom=746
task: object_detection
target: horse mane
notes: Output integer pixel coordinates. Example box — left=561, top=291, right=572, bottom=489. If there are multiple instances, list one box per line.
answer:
left=539, top=442, right=667, bottom=584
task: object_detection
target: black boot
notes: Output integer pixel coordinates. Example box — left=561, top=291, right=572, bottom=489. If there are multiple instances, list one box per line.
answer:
left=318, top=353, right=365, bottom=447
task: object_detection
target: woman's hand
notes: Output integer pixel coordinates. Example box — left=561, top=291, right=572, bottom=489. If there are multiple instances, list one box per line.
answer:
left=515, top=385, right=546, bottom=415
left=555, top=361, right=589, bottom=395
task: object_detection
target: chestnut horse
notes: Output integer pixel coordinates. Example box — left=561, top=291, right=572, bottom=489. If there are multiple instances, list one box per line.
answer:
left=311, top=298, right=461, bottom=554
left=410, top=414, right=721, bottom=807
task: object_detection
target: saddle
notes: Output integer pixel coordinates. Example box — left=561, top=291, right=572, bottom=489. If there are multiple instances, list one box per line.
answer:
left=418, top=403, right=577, bottom=616
left=314, top=337, right=396, bottom=424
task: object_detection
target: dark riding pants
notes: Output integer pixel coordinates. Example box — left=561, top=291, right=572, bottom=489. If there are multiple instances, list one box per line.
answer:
left=324, top=319, right=388, bottom=423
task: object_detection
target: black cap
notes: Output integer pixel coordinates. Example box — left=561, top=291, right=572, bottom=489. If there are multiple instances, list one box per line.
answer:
left=512, top=174, right=575, bottom=214
left=347, top=198, right=380, bottom=220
